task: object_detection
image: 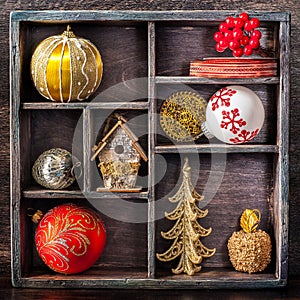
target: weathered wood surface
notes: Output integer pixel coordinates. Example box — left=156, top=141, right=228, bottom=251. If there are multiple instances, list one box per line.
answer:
left=1, top=276, right=300, bottom=299
left=155, top=76, right=280, bottom=84
left=1, top=0, right=300, bottom=289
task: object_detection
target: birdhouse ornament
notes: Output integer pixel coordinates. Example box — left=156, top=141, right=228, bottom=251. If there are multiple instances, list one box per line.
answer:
left=31, top=26, right=103, bottom=102
left=92, top=114, right=148, bottom=192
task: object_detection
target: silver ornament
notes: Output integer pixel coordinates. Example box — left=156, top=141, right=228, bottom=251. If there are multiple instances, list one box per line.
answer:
left=32, top=148, right=79, bottom=189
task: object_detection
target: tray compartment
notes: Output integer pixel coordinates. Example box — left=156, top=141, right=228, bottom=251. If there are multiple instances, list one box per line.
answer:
left=155, top=153, right=275, bottom=273
left=155, top=83, right=278, bottom=146
left=19, top=109, right=83, bottom=191
left=155, top=21, right=279, bottom=77
left=20, top=198, right=148, bottom=279
left=18, top=21, right=148, bottom=103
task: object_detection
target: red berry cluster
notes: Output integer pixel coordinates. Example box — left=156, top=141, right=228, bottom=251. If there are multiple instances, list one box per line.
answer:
left=214, top=12, right=261, bottom=57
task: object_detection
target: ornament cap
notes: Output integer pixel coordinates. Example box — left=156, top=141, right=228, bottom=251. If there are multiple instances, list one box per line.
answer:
left=201, top=122, right=214, bottom=139
left=62, top=25, right=76, bottom=38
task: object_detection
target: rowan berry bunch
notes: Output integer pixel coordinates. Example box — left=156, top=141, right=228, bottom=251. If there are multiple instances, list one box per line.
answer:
left=214, top=12, right=262, bottom=57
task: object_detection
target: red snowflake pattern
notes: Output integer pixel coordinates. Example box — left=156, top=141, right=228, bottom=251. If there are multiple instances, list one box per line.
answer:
left=229, top=129, right=260, bottom=144
left=221, top=108, right=246, bottom=134
left=210, top=87, right=237, bottom=111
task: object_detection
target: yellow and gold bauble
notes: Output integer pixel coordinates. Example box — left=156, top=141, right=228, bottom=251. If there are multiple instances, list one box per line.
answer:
left=30, top=26, right=103, bottom=102
left=227, top=209, right=272, bottom=274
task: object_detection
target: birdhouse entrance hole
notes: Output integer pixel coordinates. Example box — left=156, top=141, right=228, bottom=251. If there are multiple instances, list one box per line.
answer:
left=114, top=144, right=124, bottom=154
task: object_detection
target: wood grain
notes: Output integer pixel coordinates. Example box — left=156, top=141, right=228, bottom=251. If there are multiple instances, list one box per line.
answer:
left=1, top=275, right=300, bottom=299
left=1, top=0, right=299, bottom=288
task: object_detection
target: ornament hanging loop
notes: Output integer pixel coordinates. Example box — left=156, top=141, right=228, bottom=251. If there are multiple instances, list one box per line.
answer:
left=71, top=161, right=82, bottom=179
left=251, top=208, right=261, bottom=222
left=27, top=208, right=43, bottom=224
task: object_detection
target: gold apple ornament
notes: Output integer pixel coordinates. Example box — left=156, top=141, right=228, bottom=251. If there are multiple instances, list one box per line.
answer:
left=228, top=208, right=272, bottom=273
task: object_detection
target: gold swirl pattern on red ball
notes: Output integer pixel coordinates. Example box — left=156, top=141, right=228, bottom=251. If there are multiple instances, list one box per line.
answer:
left=35, top=204, right=101, bottom=273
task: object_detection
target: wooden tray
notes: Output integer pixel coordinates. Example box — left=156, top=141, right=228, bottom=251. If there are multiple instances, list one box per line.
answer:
left=10, top=10, right=290, bottom=289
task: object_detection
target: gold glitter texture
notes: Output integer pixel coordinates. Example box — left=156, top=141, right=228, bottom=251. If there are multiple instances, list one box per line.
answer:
left=227, top=209, right=272, bottom=274
left=156, top=158, right=215, bottom=275
left=160, top=91, right=207, bottom=142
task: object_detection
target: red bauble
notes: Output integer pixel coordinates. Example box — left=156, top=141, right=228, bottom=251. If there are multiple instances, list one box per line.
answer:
left=35, top=203, right=106, bottom=274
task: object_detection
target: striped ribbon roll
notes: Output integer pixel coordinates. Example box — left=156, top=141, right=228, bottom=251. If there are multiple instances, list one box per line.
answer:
left=190, top=57, right=277, bottom=78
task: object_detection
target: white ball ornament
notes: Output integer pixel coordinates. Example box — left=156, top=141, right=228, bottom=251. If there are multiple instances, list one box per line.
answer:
left=202, top=85, right=265, bottom=144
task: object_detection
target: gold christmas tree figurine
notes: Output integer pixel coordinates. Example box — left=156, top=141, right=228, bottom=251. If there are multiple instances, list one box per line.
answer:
left=156, top=157, right=216, bottom=275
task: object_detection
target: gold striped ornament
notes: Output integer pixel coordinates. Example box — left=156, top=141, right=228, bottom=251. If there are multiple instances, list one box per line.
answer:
left=31, top=26, right=103, bottom=102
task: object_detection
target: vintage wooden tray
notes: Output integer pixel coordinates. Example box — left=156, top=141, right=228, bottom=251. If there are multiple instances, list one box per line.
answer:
left=10, top=10, right=290, bottom=288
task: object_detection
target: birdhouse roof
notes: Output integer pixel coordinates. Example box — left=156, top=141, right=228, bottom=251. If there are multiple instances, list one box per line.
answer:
left=91, top=114, right=148, bottom=162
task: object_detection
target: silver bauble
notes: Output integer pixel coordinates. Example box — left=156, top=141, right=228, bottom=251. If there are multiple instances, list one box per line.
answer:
left=32, top=148, right=78, bottom=189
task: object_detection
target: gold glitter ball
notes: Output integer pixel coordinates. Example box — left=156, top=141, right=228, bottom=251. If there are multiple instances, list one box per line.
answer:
left=227, top=229, right=272, bottom=274
left=160, top=91, right=207, bottom=142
